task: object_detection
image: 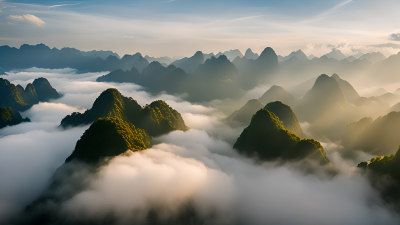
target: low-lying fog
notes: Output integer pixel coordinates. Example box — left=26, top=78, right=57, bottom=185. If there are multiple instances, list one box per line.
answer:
left=1, top=68, right=400, bottom=225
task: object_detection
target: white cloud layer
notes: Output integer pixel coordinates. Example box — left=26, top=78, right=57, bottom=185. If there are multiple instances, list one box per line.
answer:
left=0, top=68, right=400, bottom=224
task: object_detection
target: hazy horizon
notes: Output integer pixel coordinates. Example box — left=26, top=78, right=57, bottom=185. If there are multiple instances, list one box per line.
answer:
left=1, top=0, right=400, bottom=57
left=2, top=1, right=400, bottom=224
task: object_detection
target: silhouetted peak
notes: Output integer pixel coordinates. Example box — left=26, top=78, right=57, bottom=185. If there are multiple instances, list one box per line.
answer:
left=193, top=51, right=204, bottom=58
left=259, top=47, right=276, bottom=58
left=256, top=47, right=278, bottom=66
left=148, top=61, right=163, bottom=67
left=32, top=77, right=51, bottom=87
left=133, top=52, right=143, bottom=57
left=323, top=48, right=346, bottom=60
left=287, top=50, right=308, bottom=60
left=314, top=74, right=333, bottom=85
left=20, top=43, right=50, bottom=51
left=32, top=77, right=61, bottom=101
left=244, top=48, right=258, bottom=59
left=245, top=48, right=254, bottom=55
left=122, top=52, right=143, bottom=60
left=269, top=85, right=286, bottom=92
left=331, top=73, right=340, bottom=80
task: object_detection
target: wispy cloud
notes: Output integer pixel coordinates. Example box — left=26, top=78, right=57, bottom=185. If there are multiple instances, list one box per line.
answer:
left=389, top=33, right=400, bottom=41
left=232, top=15, right=264, bottom=22
left=299, top=0, right=353, bottom=24
left=49, top=3, right=81, bottom=8
left=9, top=14, right=45, bottom=27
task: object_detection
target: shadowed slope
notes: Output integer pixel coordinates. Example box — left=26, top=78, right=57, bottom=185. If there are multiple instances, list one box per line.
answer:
left=234, top=109, right=327, bottom=162
left=343, top=111, right=400, bottom=155
left=264, top=101, right=304, bottom=137
left=226, top=99, right=263, bottom=126
left=258, top=85, right=296, bottom=106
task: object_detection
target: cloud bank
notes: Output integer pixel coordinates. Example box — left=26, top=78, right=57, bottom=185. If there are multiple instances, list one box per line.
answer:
left=1, top=68, right=400, bottom=224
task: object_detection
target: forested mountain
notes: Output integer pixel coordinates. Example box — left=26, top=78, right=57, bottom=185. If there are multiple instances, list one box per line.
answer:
left=0, top=77, right=61, bottom=111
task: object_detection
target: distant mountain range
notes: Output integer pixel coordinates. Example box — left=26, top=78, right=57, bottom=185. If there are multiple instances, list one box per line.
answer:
left=0, top=44, right=148, bottom=73
left=0, top=44, right=391, bottom=75
left=98, top=54, right=245, bottom=102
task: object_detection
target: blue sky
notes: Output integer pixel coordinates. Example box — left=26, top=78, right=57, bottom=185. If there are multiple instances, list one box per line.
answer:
left=0, top=0, right=400, bottom=57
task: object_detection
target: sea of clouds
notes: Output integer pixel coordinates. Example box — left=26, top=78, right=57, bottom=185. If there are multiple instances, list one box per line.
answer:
left=0, top=68, right=399, bottom=225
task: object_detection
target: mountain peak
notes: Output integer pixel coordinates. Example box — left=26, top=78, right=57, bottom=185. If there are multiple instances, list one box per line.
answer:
left=323, top=48, right=346, bottom=60
left=66, top=117, right=151, bottom=163
left=259, top=85, right=296, bottom=105
left=225, top=99, right=263, bottom=126
left=193, top=51, right=204, bottom=58
left=311, top=74, right=346, bottom=101
left=244, top=48, right=258, bottom=60
left=258, top=47, right=277, bottom=59
left=330, top=74, right=360, bottom=101
left=60, top=88, right=187, bottom=136
left=256, top=47, right=278, bottom=68
left=32, top=77, right=61, bottom=101
left=0, top=77, right=60, bottom=111
left=264, top=101, right=304, bottom=137
left=233, top=108, right=327, bottom=162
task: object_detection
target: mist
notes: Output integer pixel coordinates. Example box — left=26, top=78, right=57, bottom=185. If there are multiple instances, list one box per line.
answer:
left=1, top=68, right=400, bottom=224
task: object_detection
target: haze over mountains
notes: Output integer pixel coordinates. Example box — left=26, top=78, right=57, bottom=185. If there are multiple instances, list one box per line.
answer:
left=2, top=42, right=400, bottom=225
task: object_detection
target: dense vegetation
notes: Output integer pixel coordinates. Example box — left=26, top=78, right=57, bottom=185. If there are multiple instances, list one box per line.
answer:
left=66, top=117, right=151, bottom=163
left=0, top=77, right=61, bottom=111
left=233, top=109, right=327, bottom=162
left=264, top=101, right=304, bottom=137
left=60, top=88, right=187, bottom=136
left=358, top=147, right=400, bottom=179
left=358, top=147, right=400, bottom=204
left=0, top=107, right=30, bottom=128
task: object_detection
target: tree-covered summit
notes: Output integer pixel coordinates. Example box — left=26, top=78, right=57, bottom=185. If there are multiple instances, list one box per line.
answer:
left=0, top=77, right=61, bottom=111
left=264, top=101, right=304, bottom=137
left=233, top=109, right=327, bottom=162
left=66, top=117, right=151, bottom=163
left=60, top=88, right=187, bottom=136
